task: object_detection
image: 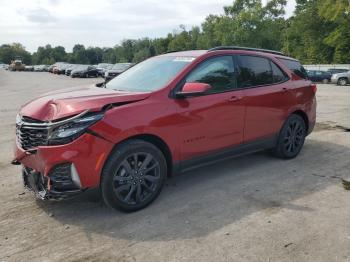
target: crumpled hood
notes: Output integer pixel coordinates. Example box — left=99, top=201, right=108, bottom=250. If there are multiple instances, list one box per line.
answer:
left=20, top=85, right=150, bottom=121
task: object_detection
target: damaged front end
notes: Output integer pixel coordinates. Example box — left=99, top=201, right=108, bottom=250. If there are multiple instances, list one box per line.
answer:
left=13, top=85, right=151, bottom=201
left=22, top=164, right=83, bottom=200
left=13, top=110, right=108, bottom=200
left=23, top=166, right=48, bottom=199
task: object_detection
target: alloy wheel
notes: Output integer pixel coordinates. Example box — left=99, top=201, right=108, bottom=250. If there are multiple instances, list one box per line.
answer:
left=338, top=79, right=347, bottom=86
left=112, top=153, right=160, bottom=205
left=283, top=120, right=305, bottom=154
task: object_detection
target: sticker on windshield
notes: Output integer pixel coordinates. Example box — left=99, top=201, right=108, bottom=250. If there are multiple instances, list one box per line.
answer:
left=173, top=57, right=195, bottom=62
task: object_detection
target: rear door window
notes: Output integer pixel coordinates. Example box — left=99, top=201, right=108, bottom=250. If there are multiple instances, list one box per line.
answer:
left=278, top=58, right=308, bottom=79
left=237, top=55, right=273, bottom=88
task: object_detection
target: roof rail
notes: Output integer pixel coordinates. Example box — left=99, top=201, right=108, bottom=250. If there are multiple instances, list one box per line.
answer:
left=208, top=46, right=284, bottom=56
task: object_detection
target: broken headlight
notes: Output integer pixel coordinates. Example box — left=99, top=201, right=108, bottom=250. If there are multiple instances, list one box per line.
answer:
left=48, top=112, right=104, bottom=145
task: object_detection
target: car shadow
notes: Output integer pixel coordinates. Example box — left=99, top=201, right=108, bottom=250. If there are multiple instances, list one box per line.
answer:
left=36, top=138, right=350, bottom=242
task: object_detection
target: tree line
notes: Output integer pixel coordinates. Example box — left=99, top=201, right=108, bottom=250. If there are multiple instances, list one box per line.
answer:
left=0, top=0, right=349, bottom=65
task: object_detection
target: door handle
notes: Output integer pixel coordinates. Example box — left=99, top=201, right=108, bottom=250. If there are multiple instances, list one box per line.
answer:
left=282, top=87, right=288, bottom=92
left=228, top=96, right=243, bottom=102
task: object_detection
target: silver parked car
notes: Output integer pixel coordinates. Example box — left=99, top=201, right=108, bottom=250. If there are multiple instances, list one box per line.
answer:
left=34, top=65, right=49, bottom=72
left=104, top=63, right=134, bottom=81
left=331, top=71, right=350, bottom=86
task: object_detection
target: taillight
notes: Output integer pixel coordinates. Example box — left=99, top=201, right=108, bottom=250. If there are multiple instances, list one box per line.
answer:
left=310, top=84, right=317, bottom=94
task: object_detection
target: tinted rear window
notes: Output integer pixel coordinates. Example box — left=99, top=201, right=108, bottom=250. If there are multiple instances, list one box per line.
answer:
left=237, top=55, right=273, bottom=88
left=271, top=62, right=288, bottom=83
left=278, top=58, right=308, bottom=79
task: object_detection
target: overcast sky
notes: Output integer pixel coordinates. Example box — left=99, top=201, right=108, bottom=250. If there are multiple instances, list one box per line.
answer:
left=0, top=0, right=296, bottom=53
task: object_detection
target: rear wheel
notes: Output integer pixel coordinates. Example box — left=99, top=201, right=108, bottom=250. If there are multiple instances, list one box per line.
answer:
left=101, top=140, right=167, bottom=212
left=338, top=78, right=348, bottom=86
left=274, top=114, right=306, bottom=159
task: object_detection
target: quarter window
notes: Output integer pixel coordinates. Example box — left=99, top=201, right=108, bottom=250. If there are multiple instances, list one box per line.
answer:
left=278, top=58, right=308, bottom=79
left=237, top=55, right=273, bottom=88
left=185, top=56, right=236, bottom=93
left=271, top=61, right=288, bottom=83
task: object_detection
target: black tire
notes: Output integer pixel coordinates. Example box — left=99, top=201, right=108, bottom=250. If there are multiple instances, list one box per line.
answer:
left=101, top=139, right=167, bottom=212
left=273, top=114, right=306, bottom=159
left=337, top=78, right=348, bottom=86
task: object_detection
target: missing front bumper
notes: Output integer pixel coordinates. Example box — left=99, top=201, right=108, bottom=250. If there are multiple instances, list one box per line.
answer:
left=22, top=166, right=83, bottom=200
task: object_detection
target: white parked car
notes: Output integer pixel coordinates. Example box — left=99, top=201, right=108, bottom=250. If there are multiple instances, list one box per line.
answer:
left=0, top=63, right=9, bottom=70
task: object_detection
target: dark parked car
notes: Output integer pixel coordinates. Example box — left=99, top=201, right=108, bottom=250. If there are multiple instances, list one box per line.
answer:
left=49, top=62, right=68, bottom=73
left=96, top=63, right=113, bottom=77
left=327, top=68, right=349, bottom=75
left=104, top=63, right=134, bottom=81
left=13, top=46, right=316, bottom=212
left=307, top=70, right=332, bottom=83
left=65, top=64, right=79, bottom=76
left=55, top=64, right=74, bottom=75
left=71, top=65, right=98, bottom=78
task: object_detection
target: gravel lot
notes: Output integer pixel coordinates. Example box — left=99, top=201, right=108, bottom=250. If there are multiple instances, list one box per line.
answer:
left=0, top=71, right=350, bottom=262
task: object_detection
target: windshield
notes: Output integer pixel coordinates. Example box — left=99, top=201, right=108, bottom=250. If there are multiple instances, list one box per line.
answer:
left=97, top=63, right=111, bottom=68
left=76, top=65, right=88, bottom=70
left=106, top=56, right=194, bottom=92
left=112, top=63, right=132, bottom=70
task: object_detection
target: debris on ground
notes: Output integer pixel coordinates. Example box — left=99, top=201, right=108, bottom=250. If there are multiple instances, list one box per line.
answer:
left=284, top=243, right=293, bottom=248
left=342, top=179, right=350, bottom=190
left=311, top=173, right=350, bottom=191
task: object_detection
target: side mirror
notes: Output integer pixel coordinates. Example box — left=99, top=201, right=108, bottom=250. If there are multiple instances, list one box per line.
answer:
left=95, top=82, right=105, bottom=87
left=175, top=82, right=211, bottom=98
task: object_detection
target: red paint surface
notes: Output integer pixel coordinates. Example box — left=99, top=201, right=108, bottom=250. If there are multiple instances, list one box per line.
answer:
left=15, top=49, right=316, bottom=189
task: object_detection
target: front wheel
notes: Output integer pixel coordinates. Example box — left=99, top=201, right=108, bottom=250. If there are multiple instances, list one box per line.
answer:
left=101, top=140, right=167, bottom=212
left=337, top=78, right=348, bottom=86
left=273, top=114, right=306, bottom=159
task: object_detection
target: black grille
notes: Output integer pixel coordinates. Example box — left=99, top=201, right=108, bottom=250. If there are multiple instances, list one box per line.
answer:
left=16, top=117, right=48, bottom=150
left=49, top=163, right=79, bottom=191
left=21, top=116, right=44, bottom=124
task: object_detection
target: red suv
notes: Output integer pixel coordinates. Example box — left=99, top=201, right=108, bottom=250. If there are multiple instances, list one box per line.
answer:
left=13, top=47, right=316, bottom=211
